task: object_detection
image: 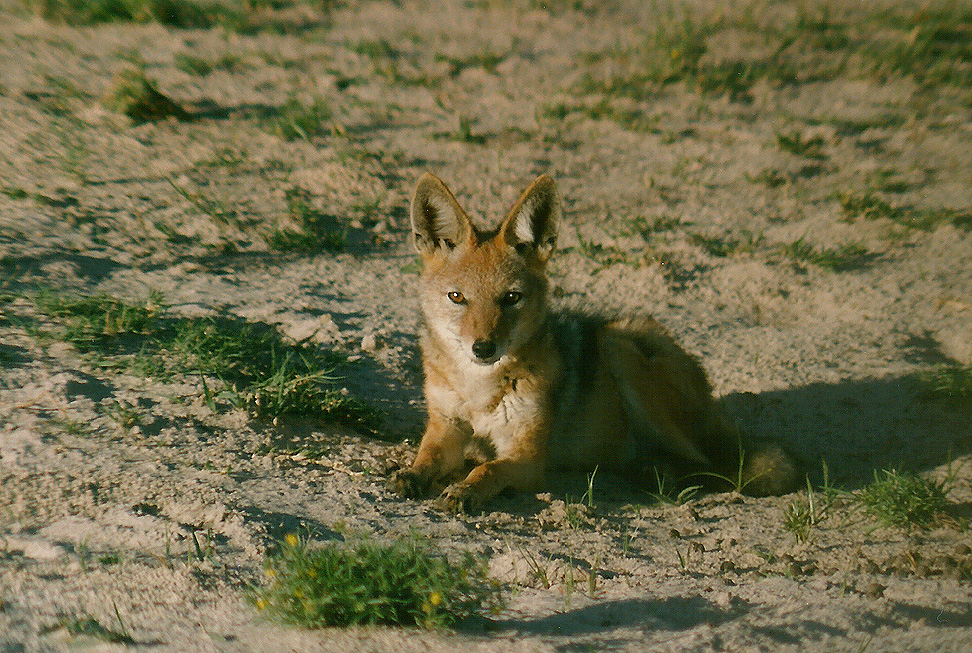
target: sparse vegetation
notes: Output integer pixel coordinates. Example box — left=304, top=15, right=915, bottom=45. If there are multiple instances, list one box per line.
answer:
left=251, top=534, right=502, bottom=628
left=782, top=476, right=834, bottom=544
left=776, top=131, right=827, bottom=160
left=647, top=467, right=701, bottom=506
left=33, top=0, right=334, bottom=31
left=570, top=227, right=627, bottom=268
left=571, top=0, right=972, bottom=127
left=690, top=231, right=763, bottom=258
left=35, top=0, right=230, bottom=28
left=867, top=4, right=972, bottom=87
left=839, top=192, right=972, bottom=231
left=543, top=99, right=660, bottom=133
left=3, top=0, right=972, bottom=647
left=30, top=291, right=381, bottom=430
left=747, top=168, right=789, bottom=188
left=436, top=51, right=504, bottom=77
left=175, top=52, right=249, bottom=76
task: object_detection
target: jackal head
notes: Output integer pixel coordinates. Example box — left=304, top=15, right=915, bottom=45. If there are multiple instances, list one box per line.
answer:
left=410, top=173, right=560, bottom=366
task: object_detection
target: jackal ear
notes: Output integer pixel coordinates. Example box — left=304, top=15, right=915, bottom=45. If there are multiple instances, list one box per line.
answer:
left=500, top=174, right=559, bottom=263
left=410, top=173, right=474, bottom=257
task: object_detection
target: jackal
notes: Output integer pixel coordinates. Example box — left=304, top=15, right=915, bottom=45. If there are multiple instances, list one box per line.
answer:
left=392, top=173, right=797, bottom=511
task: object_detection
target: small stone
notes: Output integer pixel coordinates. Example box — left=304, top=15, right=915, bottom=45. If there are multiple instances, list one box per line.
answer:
left=863, top=581, right=886, bottom=599
left=361, top=332, right=380, bottom=352
left=720, top=560, right=738, bottom=573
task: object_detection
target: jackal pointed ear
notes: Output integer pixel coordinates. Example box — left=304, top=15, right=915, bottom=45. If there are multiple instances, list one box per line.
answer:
left=411, top=173, right=474, bottom=257
left=500, top=174, right=559, bottom=263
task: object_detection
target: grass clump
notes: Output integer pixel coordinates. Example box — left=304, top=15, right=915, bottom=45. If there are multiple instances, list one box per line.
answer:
left=102, top=70, right=188, bottom=124
left=689, top=231, right=763, bottom=258
left=266, top=98, right=336, bottom=142
left=868, top=4, right=972, bottom=87
left=780, top=237, right=873, bottom=271
left=857, top=469, right=951, bottom=530
left=35, top=290, right=164, bottom=349
left=252, top=534, right=502, bottom=629
left=62, top=616, right=134, bottom=644
left=267, top=188, right=346, bottom=253
left=782, top=472, right=836, bottom=544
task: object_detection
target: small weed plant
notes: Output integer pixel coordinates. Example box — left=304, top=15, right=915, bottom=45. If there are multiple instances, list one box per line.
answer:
left=839, top=192, right=972, bottom=232
left=252, top=534, right=502, bottom=629
left=782, top=475, right=833, bottom=544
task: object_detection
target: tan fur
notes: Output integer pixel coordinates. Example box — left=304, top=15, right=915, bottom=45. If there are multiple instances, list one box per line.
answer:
left=393, top=173, right=798, bottom=512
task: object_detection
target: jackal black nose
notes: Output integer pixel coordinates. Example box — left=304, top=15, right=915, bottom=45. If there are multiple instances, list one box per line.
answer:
left=472, top=340, right=497, bottom=360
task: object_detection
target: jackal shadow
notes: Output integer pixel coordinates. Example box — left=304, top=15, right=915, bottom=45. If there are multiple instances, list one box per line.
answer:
left=722, top=375, right=971, bottom=488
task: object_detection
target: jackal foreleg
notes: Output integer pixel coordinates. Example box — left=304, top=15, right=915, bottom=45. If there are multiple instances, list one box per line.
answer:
left=392, top=413, right=468, bottom=498
left=437, top=430, right=547, bottom=513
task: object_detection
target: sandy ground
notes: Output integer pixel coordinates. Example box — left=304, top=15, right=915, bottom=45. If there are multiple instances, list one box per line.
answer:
left=2, top=0, right=972, bottom=650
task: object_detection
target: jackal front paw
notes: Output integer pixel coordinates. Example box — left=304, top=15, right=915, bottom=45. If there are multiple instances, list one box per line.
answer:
left=436, top=482, right=478, bottom=514
left=390, top=468, right=433, bottom=499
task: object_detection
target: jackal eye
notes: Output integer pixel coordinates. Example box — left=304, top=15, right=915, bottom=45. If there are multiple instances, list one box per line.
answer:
left=499, top=291, right=523, bottom=307
left=447, top=291, right=465, bottom=304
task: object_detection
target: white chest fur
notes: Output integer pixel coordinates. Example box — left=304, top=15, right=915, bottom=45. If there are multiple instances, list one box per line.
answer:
left=428, top=362, right=541, bottom=459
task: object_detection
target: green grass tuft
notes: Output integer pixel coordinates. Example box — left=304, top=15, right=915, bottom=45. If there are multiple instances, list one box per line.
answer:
left=867, top=5, right=972, bottom=87
left=35, top=290, right=165, bottom=349
left=251, top=534, right=502, bottom=629
left=690, top=231, right=763, bottom=258
left=856, top=468, right=951, bottom=530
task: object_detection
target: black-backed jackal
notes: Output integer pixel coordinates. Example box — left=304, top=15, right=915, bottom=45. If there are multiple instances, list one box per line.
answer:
left=393, top=173, right=797, bottom=511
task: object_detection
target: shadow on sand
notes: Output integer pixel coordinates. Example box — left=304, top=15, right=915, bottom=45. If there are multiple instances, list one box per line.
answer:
left=723, top=375, right=971, bottom=488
